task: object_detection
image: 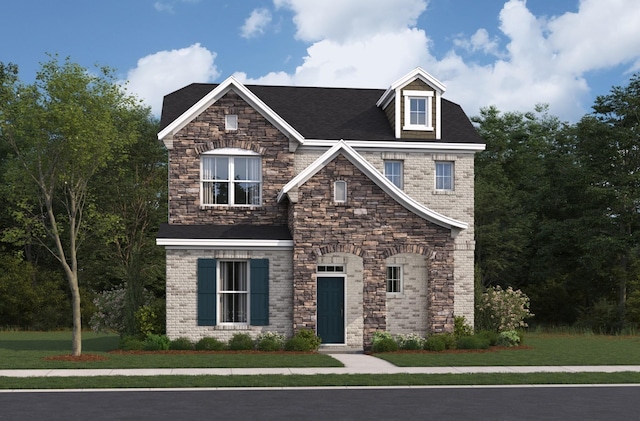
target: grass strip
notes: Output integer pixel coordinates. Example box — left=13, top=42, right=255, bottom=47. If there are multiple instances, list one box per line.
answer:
left=2, top=372, right=640, bottom=390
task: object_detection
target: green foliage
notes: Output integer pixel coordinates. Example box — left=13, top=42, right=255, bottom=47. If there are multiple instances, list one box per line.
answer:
left=497, top=330, right=522, bottom=347
left=454, top=316, right=473, bottom=337
left=135, top=299, right=166, bottom=337
left=195, top=337, right=226, bottom=351
left=169, top=337, right=194, bottom=350
left=118, top=335, right=145, bottom=351
left=575, top=299, right=622, bottom=334
left=424, top=334, right=456, bottom=352
left=477, top=330, right=499, bottom=346
left=256, top=332, right=285, bottom=352
left=476, top=285, right=533, bottom=332
left=456, top=335, right=490, bottom=350
left=284, top=329, right=322, bottom=352
left=227, top=333, right=255, bottom=351
left=143, top=334, right=170, bottom=351
left=396, top=333, right=425, bottom=350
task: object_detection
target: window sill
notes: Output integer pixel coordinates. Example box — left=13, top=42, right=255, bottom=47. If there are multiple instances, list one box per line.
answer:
left=403, top=125, right=434, bottom=132
left=433, top=190, right=455, bottom=195
left=386, top=293, right=403, bottom=299
left=200, top=205, right=262, bottom=209
left=213, top=324, right=251, bottom=330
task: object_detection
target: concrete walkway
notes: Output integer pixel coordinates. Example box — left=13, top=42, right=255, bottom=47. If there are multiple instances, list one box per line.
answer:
left=2, top=354, right=640, bottom=377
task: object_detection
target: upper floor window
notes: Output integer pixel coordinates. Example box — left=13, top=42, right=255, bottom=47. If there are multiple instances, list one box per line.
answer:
left=201, top=149, right=261, bottom=206
left=435, top=161, right=454, bottom=191
left=403, top=90, right=434, bottom=131
left=225, top=114, right=238, bottom=131
left=384, top=160, right=403, bottom=189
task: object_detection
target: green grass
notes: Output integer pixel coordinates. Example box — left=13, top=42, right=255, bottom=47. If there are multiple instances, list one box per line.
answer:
left=0, top=331, right=341, bottom=369
left=3, top=372, right=640, bottom=390
left=375, top=333, right=640, bottom=367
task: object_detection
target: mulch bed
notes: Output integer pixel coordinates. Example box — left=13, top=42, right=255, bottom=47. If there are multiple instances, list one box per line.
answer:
left=43, top=354, right=109, bottom=362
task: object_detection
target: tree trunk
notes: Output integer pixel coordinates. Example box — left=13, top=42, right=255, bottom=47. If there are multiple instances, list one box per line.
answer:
left=69, top=272, right=82, bottom=356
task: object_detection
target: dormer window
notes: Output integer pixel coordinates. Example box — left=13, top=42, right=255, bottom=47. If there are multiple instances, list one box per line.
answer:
left=403, top=90, right=433, bottom=131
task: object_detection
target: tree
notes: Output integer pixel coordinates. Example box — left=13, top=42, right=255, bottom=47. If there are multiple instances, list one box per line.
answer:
left=1, top=57, right=149, bottom=355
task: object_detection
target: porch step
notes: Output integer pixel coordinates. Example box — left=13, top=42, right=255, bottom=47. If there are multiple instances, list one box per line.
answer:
left=318, top=345, right=363, bottom=354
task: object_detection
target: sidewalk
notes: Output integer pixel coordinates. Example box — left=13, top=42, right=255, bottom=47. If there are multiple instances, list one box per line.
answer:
left=2, top=354, right=640, bottom=377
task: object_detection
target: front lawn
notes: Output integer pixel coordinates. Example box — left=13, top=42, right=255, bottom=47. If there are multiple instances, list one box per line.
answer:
left=0, top=331, right=341, bottom=369
left=375, top=333, right=640, bottom=366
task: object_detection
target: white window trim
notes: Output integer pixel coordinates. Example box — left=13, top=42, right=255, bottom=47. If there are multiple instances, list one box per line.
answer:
left=334, top=180, right=347, bottom=203
left=386, top=265, right=403, bottom=296
left=435, top=161, right=454, bottom=192
left=403, top=90, right=434, bottom=131
left=217, top=260, right=250, bottom=326
left=225, top=114, right=238, bottom=131
left=200, top=151, right=262, bottom=207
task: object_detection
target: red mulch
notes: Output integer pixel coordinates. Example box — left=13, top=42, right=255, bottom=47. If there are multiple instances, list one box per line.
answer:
left=43, top=354, right=109, bottom=362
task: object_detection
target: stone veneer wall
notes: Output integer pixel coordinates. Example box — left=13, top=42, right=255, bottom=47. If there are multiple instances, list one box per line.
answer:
left=289, top=154, right=455, bottom=350
left=167, top=91, right=293, bottom=226
left=165, top=248, right=293, bottom=342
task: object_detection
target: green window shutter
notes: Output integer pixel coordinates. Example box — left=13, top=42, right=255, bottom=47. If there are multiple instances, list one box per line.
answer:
left=250, top=258, right=269, bottom=326
left=197, top=258, right=217, bottom=326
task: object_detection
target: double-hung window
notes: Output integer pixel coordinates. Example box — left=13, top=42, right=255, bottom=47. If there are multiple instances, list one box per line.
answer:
left=384, top=160, right=403, bottom=189
left=403, top=90, right=434, bottom=131
left=219, top=261, right=248, bottom=323
left=435, top=161, right=454, bottom=191
left=201, top=149, right=261, bottom=206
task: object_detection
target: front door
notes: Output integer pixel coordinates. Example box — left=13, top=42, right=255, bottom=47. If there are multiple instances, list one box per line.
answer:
left=317, top=277, right=345, bottom=344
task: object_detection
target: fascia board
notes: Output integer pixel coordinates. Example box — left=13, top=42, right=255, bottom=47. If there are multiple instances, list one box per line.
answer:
left=376, top=67, right=447, bottom=108
left=157, top=76, right=305, bottom=144
left=300, top=139, right=486, bottom=152
left=156, top=238, right=294, bottom=249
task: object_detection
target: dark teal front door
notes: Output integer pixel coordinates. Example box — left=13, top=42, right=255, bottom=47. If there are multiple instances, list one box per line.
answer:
left=317, top=277, right=345, bottom=344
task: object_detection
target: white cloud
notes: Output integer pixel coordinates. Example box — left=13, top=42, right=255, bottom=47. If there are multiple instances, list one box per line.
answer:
left=125, top=43, right=220, bottom=116
left=241, top=8, right=273, bottom=39
left=154, top=2, right=174, bottom=14
left=273, top=0, right=427, bottom=43
left=454, top=29, right=502, bottom=57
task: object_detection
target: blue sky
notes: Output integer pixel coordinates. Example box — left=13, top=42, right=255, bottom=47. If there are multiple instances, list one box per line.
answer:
left=2, top=0, right=640, bottom=122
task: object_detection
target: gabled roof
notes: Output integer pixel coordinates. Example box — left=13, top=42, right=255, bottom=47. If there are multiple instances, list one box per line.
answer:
left=376, top=67, right=446, bottom=109
left=158, top=77, right=483, bottom=145
left=277, top=140, right=468, bottom=231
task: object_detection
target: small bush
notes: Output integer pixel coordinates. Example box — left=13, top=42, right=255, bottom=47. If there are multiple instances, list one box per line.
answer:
left=497, top=330, right=521, bottom=347
left=228, top=333, right=255, bottom=351
left=396, top=333, right=425, bottom=350
left=456, top=335, right=490, bottom=350
left=372, top=337, right=399, bottom=353
left=169, top=337, right=194, bottom=350
left=143, top=334, right=171, bottom=351
left=256, top=332, right=285, bottom=352
left=284, top=329, right=322, bottom=352
left=424, top=334, right=448, bottom=352
left=195, top=337, right=226, bottom=351
left=135, top=299, right=166, bottom=337
left=476, top=285, right=534, bottom=332
left=454, top=316, right=473, bottom=337
left=119, top=335, right=144, bottom=351
left=477, top=330, right=499, bottom=346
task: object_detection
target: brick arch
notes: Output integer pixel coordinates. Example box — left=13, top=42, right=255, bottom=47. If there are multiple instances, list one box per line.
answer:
left=382, top=244, right=435, bottom=259
left=312, top=244, right=366, bottom=259
left=194, top=140, right=266, bottom=156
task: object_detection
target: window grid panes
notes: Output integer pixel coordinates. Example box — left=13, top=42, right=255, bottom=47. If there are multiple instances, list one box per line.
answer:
left=435, top=162, right=453, bottom=191
left=219, top=261, right=248, bottom=323
left=384, top=161, right=403, bottom=188
left=386, top=266, right=402, bottom=294
left=409, top=98, right=427, bottom=126
left=202, top=156, right=261, bottom=206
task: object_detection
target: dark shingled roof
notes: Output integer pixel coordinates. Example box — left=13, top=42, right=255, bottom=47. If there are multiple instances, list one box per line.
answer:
left=159, top=83, right=483, bottom=144
left=157, top=223, right=292, bottom=240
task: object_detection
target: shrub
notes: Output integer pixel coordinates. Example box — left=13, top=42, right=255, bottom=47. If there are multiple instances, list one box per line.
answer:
left=284, top=329, right=322, bottom=352
left=424, top=334, right=454, bottom=352
left=456, top=335, right=490, bottom=350
left=256, top=331, right=285, bottom=352
left=497, top=330, right=521, bottom=347
left=143, top=334, right=170, bottom=351
left=476, top=285, right=534, bottom=332
left=477, top=330, right=499, bottom=346
left=89, top=286, right=127, bottom=334
left=195, top=337, right=226, bottom=351
left=372, top=337, right=399, bottom=353
left=119, top=335, right=144, bottom=351
left=454, top=316, right=473, bottom=337
left=135, top=299, right=166, bottom=337
left=228, top=333, right=255, bottom=351
left=169, top=337, right=194, bottom=350
left=396, top=333, right=425, bottom=350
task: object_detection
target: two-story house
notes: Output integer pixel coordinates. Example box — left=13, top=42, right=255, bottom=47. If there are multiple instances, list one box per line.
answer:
left=156, top=68, right=485, bottom=351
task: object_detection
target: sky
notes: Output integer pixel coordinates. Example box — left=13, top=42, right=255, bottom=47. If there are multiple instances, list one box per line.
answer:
left=2, top=0, right=640, bottom=123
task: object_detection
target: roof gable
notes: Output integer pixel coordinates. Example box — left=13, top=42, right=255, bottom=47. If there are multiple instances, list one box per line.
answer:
left=278, top=140, right=468, bottom=231
left=157, top=76, right=305, bottom=147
